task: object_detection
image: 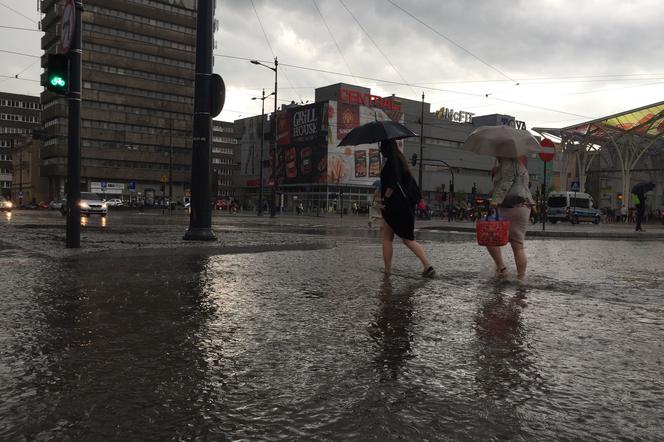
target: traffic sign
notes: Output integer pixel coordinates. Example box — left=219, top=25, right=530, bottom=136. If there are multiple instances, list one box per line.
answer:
left=58, top=0, right=76, bottom=54
left=160, top=175, right=168, bottom=183
left=128, top=180, right=136, bottom=190
left=570, top=180, right=580, bottom=192
left=539, top=138, right=555, bottom=162
left=18, top=191, right=23, bottom=198
left=100, top=181, right=107, bottom=188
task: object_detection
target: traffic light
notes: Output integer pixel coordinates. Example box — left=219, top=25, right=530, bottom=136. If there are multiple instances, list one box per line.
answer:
left=411, top=153, right=418, bottom=166
left=210, top=73, right=226, bottom=117
left=46, top=54, right=69, bottom=94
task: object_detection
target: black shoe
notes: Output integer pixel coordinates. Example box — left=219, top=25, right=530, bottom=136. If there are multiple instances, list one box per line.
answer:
left=422, top=266, right=436, bottom=278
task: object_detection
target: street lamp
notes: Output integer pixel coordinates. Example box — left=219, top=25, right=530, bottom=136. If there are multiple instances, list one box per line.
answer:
left=252, top=88, right=274, bottom=216
left=250, top=57, right=278, bottom=217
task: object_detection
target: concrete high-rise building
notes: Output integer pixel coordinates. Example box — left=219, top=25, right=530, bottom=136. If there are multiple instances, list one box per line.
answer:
left=39, top=0, right=197, bottom=204
left=0, top=92, right=41, bottom=199
left=211, top=120, right=239, bottom=201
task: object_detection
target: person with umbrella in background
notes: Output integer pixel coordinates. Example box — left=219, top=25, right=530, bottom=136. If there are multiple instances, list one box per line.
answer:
left=632, top=181, right=655, bottom=232
left=464, top=126, right=538, bottom=280
left=340, top=121, right=434, bottom=278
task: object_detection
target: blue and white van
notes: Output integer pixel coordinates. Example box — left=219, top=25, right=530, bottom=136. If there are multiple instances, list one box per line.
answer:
left=546, top=191, right=600, bottom=224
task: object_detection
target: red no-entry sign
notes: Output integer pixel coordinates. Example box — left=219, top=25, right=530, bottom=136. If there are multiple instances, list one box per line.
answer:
left=539, top=138, right=555, bottom=162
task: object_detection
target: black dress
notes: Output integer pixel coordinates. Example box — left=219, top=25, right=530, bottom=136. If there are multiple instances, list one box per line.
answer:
left=381, top=158, right=415, bottom=240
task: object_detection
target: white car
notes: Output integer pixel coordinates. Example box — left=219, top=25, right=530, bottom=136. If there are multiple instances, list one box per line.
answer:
left=0, top=196, right=12, bottom=212
left=60, top=193, right=108, bottom=217
left=105, top=198, right=124, bottom=207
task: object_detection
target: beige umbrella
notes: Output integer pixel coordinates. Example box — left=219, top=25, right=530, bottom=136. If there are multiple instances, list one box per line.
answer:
left=463, top=125, right=540, bottom=158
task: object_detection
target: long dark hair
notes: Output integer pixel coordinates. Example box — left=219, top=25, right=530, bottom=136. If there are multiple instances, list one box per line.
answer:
left=380, top=139, right=411, bottom=177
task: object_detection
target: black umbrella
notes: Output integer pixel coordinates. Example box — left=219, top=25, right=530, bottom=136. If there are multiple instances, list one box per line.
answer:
left=338, top=120, right=417, bottom=146
left=632, top=181, right=655, bottom=195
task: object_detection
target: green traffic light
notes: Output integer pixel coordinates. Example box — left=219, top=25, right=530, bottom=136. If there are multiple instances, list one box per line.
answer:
left=49, top=76, right=66, bottom=87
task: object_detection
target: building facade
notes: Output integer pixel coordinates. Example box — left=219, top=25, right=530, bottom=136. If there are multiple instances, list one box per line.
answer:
left=11, top=135, right=48, bottom=206
left=235, top=83, right=529, bottom=215
left=0, top=92, right=41, bottom=200
left=40, top=0, right=197, bottom=204
left=211, top=120, right=239, bottom=201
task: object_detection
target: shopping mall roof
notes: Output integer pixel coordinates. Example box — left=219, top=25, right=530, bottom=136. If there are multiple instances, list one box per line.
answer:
left=535, top=101, right=664, bottom=143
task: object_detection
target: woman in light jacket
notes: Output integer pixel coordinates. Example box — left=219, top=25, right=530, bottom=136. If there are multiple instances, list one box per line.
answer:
left=487, top=156, right=535, bottom=279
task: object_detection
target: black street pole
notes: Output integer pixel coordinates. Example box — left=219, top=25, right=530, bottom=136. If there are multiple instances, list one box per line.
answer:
left=183, top=0, right=216, bottom=241
left=541, top=164, right=547, bottom=231
left=18, top=150, right=22, bottom=199
left=65, top=1, right=83, bottom=248
left=419, top=92, right=424, bottom=191
left=270, top=57, right=278, bottom=218
left=254, top=89, right=266, bottom=216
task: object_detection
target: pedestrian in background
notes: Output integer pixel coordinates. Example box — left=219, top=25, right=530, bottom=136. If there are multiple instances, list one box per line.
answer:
left=368, top=182, right=382, bottom=229
left=379, top=140, right=435, bottom=278
left=485, top=156, right=535, bottom=280
left=632, top=181, right=655, bottom=232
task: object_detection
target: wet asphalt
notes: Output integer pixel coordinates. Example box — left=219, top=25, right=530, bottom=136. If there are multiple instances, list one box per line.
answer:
left=0, top=210, right=662, bottom=440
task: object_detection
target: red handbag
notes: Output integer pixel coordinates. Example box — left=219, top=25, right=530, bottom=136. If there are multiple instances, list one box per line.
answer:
left=476, top=210, right=511, bottom=246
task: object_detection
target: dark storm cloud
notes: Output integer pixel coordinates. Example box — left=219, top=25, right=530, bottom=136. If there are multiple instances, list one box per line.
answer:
left=1, top=0, right=662, bottom=125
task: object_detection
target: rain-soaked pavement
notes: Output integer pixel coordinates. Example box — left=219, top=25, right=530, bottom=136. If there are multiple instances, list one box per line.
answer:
left=1, top=212, right=663, bottom=440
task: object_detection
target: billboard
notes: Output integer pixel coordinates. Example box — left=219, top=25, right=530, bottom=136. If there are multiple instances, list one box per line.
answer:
left=327, top=100, right=404, bottom=186
left=275, top=102, right=328, bottom=185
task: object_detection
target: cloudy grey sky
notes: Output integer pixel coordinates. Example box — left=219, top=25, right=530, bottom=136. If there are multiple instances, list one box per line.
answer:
left=2, top=0, right=662, bottom=129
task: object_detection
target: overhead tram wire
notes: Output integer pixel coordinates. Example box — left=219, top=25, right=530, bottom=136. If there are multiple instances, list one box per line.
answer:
left=312, top=0, right=360, bottom=85
left=0, top=1, right=38, bottom=25
left=214, top=53, right=593, bottom=119
left=385, top=0, right=518, bottom=85
left=250, top=0, right=303, bottom=103
left=215, top=53, right=481, bottom=97
left=0, top=49, right=40, bottom=58
left=1, top=17, right=657, bottom=91
left=337, top=0, right=419, bottom=99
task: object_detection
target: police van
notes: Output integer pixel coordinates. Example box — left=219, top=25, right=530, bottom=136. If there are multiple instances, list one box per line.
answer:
left=546, top=191, right=600, bottom=224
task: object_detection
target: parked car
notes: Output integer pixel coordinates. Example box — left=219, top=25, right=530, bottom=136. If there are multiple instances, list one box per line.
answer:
left=105, top=198, right=124, bottom=207
left=38, top=201, right=50, bottom=209
left=215, top=199, right=229, bottom=210
left=60, top=192, right=108, bottom=217
left=48, top=200, right=64, bottom=210
left=0, top=196, right=12, bottom=212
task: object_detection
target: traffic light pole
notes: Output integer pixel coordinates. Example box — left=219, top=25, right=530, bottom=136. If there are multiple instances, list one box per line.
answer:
left=184, top=0, right=216, bottom=241
left=419, top=92, right=424, bottom=191
left=412, top=154, right=455, bottom=221
left=65, top=1, right=83, bottom=248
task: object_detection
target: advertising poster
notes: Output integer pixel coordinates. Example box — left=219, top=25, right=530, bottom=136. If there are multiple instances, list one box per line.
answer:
left=327, top=100, right=405, bottom=186
left=275, top=102, right=328, bottom=185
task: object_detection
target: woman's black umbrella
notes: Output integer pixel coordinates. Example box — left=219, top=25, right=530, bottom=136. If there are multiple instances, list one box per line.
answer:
left=632, top=181, right=655, bottom=195
left=338, top=120, right=417, bottom=146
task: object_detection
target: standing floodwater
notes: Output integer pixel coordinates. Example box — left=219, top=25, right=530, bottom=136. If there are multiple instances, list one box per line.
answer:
left=0, top=239, right=662, bottom=440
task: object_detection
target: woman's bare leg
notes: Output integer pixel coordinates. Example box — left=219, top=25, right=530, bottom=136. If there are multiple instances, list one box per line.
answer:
left=486, top=246, right=507, bottom=275
left=510, top=241, right=527, bottom=279
left=382, top=223, right=395, bottom=274
left=403, top=239, right=432, bottom=270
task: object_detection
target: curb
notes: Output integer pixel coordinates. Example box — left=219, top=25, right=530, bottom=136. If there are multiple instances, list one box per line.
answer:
left=417, top=225, right=664, bottom=240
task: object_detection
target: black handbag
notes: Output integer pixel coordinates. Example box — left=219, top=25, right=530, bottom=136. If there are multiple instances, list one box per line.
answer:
left=501, top=160, right=528, bottom=208
left=397, top=175, right=422, bottom=207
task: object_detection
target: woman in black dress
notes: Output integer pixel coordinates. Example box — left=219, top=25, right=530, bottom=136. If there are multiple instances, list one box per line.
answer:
left=380, top=140, right=435, bottom=278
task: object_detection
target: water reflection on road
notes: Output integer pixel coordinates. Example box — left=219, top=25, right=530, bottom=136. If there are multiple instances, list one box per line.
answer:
left=0, top=240, right=662, bottom=440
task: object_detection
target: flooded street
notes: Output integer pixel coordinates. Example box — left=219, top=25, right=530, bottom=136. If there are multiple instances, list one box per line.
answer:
left=0, top=236, right=662, bottom=440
